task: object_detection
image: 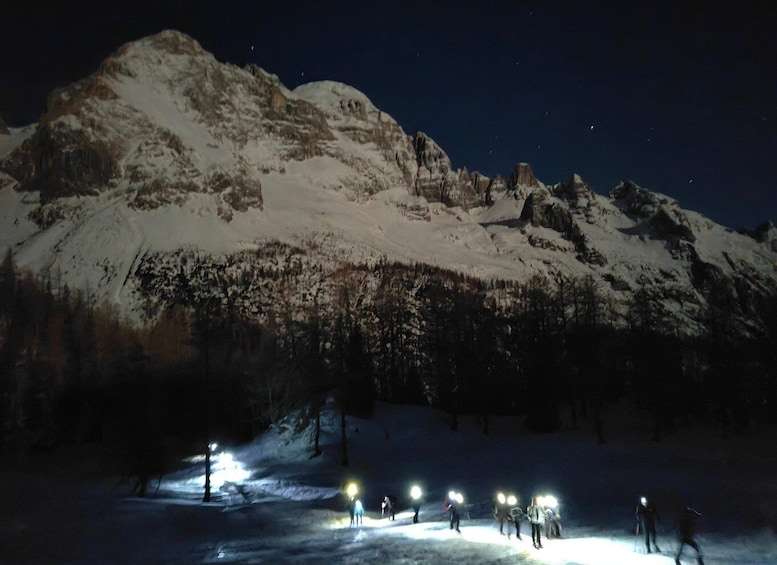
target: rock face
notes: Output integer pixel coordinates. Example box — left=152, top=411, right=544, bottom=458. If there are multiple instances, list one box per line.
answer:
left=0, top=30, right=495, bottom=218
left=293, top=80, right=415, bottom=198
left=556, top=173, right=596, bottom=210
left=1, top=31, right=268, bottom=217
left=0, top=116, right=8, bottom=134
left=408, top=132, right=486, bottom=210
left=412, top=132, right=451, bottom=203
left=0, top=29, right=775, bottom=339
left=1, top=121, right=114, bottom=202
left=507, top=162, right=541, bottom=197
left=610, top=180, right=676, bottom=218
left=0, top=30, right=616, bottom=223
left=745, top=221, right=777, bottom=252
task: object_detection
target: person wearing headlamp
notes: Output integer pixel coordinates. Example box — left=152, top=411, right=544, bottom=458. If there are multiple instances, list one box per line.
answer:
left=636, top=496, right=661, bottom=553
left=527, top=495, right=545, bottom=549
left=494, top=492, right=511, bottom=536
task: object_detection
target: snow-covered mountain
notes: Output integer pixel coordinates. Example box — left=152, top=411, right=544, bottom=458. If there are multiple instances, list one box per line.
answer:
left=0, top=30, right=775, bottom=334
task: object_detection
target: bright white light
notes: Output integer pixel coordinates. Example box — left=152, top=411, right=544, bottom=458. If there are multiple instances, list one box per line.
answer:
left=448, top=490, right=456, bottom=500
left=209, top=442, right=218, bottom=451
left=410, top=485, right=422, bottom=500
left=507, top=495, right=517, bottom=506
left=539, top=494, right=558, bottom=508
left=347, top=482, right=358, bottom=498
left=207, top=451, right=250, bottom=488
left=497, top=492, right=506, bottom=505
left=455, top=492, right=463, bottom=504
left=640, top=496, right=647, bottom=505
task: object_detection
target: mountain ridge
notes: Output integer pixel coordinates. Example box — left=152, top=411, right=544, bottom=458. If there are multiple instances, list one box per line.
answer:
left=0, top=29, right=775, bottom=336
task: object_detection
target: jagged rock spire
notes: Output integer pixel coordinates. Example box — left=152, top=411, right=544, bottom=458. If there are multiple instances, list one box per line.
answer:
left=507, top=162, right=540, bottom=190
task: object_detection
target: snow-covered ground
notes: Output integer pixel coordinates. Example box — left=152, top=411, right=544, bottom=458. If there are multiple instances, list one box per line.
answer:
left=2, top=402, right=776, bottom=564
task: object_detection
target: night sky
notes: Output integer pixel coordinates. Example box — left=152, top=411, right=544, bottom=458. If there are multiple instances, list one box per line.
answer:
left=2, top=1, right=775, bottom=230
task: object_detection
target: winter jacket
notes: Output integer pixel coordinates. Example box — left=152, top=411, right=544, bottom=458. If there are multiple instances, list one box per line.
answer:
left=509, top=507, right=525, bottom=521
left=527, top=503, right=546, bottom=525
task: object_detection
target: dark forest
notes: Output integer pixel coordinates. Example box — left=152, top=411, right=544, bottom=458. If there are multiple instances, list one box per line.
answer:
left=2, top=245, right=776, bottom=486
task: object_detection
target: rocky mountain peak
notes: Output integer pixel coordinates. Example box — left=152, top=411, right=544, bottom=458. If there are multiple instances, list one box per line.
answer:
left=292, top=80, right=415, bottom=187
left=0, top=29, right=775, bottom=342
left=555, top=172, right=595, bottom=209
left=505, top=162, right=541, bottom=201
left=609, top=180, right=677, bottom=218
left=511, top=162, right=540, bottom=187
left=0, top=30, right=353, bottom=215
left=410, top=132, right=482, bottom=209
left=118, top=28, right=207, bottom=59
left=413, top=131, right=451, bottom=176
left=294, top=81, right=376, bottom=123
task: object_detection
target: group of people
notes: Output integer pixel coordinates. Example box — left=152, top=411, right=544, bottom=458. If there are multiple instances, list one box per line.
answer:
left=347, top=493, right=404, bottom=526
left=381, top=495, right=397, bottom=520
left=493, top=494, right=562, bottom=549
left=636, top=496, right=704, bottom=565
left=346, top=487, right=703, bottom=564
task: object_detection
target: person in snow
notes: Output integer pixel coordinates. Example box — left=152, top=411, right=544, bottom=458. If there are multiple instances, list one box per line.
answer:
left=675, top=506, right=704, bottom=565
left=412, top=500, right=421, bottom=523
left=381, top=495, right=397, bottom=520
left=527, top=496, right=545, bottom=549
left=347, top=496, right=356, bottom=526
left=636, top=496, right=661, bottom=553
left=493, top=494, right=510, bottom=535
left=354, top=499, right=364, bottom=526
left=508, top=502, right=524, bottom=540
left=444, top=496, right=461, bottom=532
left=545, top=505, right=562, bottom=538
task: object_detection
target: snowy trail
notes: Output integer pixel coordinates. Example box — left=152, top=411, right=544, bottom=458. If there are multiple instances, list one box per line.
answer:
left=2, top=403, right=777, bottom=563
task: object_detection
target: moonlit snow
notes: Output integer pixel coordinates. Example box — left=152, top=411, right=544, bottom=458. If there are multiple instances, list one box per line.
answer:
left=3, top=402, right=776, bottom=563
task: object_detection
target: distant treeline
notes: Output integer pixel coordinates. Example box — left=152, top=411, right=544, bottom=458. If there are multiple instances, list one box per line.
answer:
left=2, top=245, right=776, bottom=466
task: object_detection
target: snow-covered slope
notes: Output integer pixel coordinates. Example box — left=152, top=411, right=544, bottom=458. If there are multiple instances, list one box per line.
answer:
left=3, top=402, right=776, bottom=563
left=0, top=30, right=775, bottom=334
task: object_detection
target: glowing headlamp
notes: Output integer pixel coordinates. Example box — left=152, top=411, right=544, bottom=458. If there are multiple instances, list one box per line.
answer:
left=411, top=485, right=422, bottom=500
left=497, top=492, right=506, bottom=505
left=346, top=482, right=358, bottom=498
left=507, top=494, right=517, bottom=506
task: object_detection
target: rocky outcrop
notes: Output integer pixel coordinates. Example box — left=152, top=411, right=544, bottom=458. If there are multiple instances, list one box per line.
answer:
left=0, top=120, right=115, bottom=202
left=743, top=220, right=777, bottom=252
left=292, top=80, right=415, bottom=189
left=506, top=162, right=541, bottom=202
left=555, top=173, right=596, bottom=210
left=412, top=131, right=450, bottom=200
left=0, top=31, right=299, bottom=213
left=411, top=132, right=479, bottom=209
left=645, top=206, right=696, bottom=244
left=610, top=180, right=677, bottom=218
left=520, top=187, right=574, bottom=235
left=519, top=185, right=606, bottom=265
left=0, top=116, right=8, bottom=134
